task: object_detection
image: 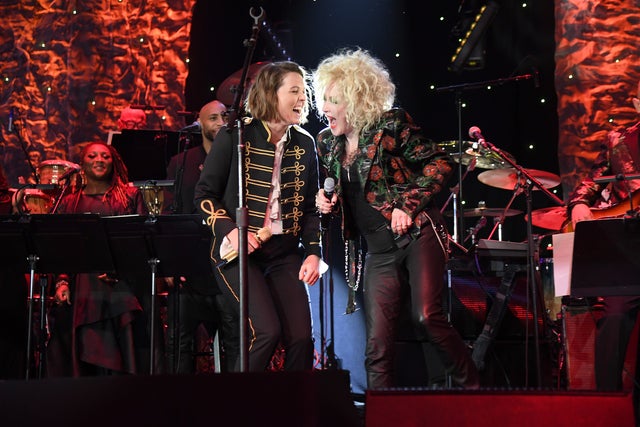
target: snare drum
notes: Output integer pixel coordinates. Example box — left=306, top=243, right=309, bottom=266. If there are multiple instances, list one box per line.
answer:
left=39, top=159, right=80, bottom=185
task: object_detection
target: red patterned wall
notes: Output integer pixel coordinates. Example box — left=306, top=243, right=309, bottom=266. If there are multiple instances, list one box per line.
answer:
left=555, top=0, right=640, bottom=194
left=0, top=0, right=195, bottom=186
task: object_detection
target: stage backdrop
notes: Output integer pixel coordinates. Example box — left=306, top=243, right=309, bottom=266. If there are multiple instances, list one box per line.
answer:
left=0, top=0, right=195, bottom=185
left=555, top=0, right=640, bottom=194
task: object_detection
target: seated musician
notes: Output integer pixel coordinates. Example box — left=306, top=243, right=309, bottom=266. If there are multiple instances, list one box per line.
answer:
left=117, top=106, right=147, bottom=130
left=47, top=142, right=155, bottom=377
left=567, top=81, right=640, bottom=393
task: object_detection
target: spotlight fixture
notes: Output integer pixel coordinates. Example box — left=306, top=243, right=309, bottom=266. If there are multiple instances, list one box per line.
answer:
left=449, top=1, right=499, bottom=73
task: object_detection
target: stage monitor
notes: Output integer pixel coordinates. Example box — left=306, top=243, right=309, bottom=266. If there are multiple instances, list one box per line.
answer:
left=571, top=218, right=640, bottom=297
left=110, top=130, right=186, bottom=182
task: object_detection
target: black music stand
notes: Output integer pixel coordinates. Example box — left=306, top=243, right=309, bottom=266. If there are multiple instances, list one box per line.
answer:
left=571, top=218, right=640, bottom=297
left=102, top=214, right=212, bottom=374
left=0, top=214, right=113, bottom=379
left=27, top=214, right=114, bottom=274
left=0, top=217, right=31, bottom=378
left=110, top=130, right=181, bottom=181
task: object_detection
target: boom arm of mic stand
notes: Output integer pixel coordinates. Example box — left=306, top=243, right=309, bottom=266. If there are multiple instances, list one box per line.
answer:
left=434, top=73, right=536, bottom=93
left=481, top=139, right=564, bottom=206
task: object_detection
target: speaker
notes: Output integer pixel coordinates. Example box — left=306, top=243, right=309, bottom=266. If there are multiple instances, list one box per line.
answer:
left=0, top=370, right=359, bottom=426
left=366, top=389, right=635, bottom=427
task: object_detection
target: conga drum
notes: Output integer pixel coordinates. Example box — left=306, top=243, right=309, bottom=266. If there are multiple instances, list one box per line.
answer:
left=38, top=159, right=80, bottom=185
left=20, top=189, right=53, bottom=214
left=140, top=183, right=165, bottom=216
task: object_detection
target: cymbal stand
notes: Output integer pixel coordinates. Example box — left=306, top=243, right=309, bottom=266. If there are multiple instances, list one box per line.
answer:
left=441, top=157, right=478, bottom=244
left=486, top=179, right=521, bottom=241
left=475, top=137, right=563, bottom=386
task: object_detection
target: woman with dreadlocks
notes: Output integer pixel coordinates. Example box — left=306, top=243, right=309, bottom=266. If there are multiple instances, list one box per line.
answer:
left=47, top=141, right=150, bottom=377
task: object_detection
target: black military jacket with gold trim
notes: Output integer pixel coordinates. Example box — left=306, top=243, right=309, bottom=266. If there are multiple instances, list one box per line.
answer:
left=194, top=118, right=321, bottom=263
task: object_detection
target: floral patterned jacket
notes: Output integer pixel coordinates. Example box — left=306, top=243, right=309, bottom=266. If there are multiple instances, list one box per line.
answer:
left=567, top=121, right=640, bottom=213
left=316, top=108, right=454, bottom=238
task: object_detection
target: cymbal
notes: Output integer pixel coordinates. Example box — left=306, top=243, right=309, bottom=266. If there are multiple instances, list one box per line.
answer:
left=217, top=61, right=271, bottom=106
left=477, top=168, right=561, bottom=190
left=444, top=207, right=523, bottom=217
left=438, top=141, right=515, bottom=170
left=528, top=206, right=568, bottom=231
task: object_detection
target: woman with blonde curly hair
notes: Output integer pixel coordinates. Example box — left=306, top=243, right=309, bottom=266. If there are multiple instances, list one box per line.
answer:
left=313, top=48, right=479, bottom=390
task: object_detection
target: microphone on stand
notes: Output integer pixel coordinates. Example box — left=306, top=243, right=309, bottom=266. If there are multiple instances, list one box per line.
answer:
left=321, top=177, right=335, bottom=231
left=468, top=126, right=487, bottom=148
left=179, top=121, right=201, bottom=133
left=57, top=165, right=82, bottom=182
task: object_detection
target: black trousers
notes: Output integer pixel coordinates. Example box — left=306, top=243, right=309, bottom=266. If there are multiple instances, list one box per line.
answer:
left=362, top=225, right=479, bottom=390
left=595, top=295, right=640, bottom=391
left=214, top=235, right=314, bottom=372
left=165, top=284, right=239, bottom=374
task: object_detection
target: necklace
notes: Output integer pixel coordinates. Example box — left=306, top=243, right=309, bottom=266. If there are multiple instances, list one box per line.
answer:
left=342, top=147, right=360, bottom=169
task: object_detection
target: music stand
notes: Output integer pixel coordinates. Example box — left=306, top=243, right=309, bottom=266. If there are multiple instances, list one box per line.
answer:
left=0, top=214, right=113, bottom=379
left=0, top=217, right=31, bottom=378
left=102, top=214, right=213, bottom=374
left=110, top=130, right=182, bottom=181
left=571, top=218, right=640, bottom=297
left=27, top=214, right=114, bottom=273
left=0, top=216, right=30, bottom=272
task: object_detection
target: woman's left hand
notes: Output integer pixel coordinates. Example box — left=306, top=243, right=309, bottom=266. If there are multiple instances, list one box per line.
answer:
left=299, top=254, right=321, bottom=285
left=391, top=208, right=413, bottom=235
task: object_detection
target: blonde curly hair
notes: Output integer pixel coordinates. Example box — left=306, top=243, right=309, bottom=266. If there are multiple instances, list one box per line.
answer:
left=312, top=48, right=395, bottom=133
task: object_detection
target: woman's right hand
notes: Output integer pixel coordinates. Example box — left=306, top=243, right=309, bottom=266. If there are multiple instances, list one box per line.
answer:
left=225, top=228, right=262, bottom=254
left=315, top=189, right=337, bottom=215
left=571, top=203, right=594, bottom=230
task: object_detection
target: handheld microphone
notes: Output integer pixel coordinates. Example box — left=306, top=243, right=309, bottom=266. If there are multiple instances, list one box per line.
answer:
left=321, top=177, right=335, bottom=231
left=323, top=177, right=335, bottom=200
left=8, top=107, right=14, bottom=133
left=468, top=126, right=486, bottom=147
left=215, top=227, right=272, bottom=268
left=179, top=121, right=201, bottom=133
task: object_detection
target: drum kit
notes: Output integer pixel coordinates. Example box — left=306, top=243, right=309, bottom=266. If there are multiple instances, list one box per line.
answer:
left=437, top=139, right=563, bottom=236
left=438, top=138, right=566, bottom=324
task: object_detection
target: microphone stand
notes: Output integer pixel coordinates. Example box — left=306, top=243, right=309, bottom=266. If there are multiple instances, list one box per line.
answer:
left=319, top=215, right=338, bottom=370
left=475, top=137, right=563, bottom=387
left=167, top=132, right=192, bottom=373
left=227, top=7, right=264, bottom=373
left=13, top=121, right=41, bottom=185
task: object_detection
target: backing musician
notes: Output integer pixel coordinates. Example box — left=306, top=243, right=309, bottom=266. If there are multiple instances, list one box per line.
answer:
left=567, top=81, right=640, bottom=393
